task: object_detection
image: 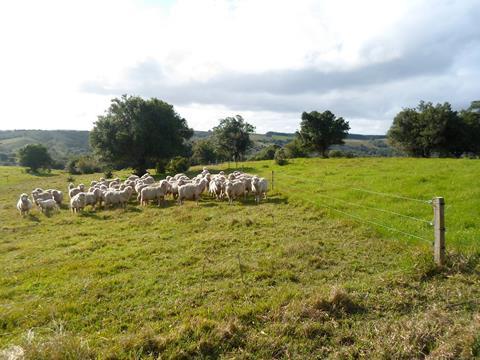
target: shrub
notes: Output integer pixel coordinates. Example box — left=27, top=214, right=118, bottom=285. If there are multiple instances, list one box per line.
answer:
left=329, top=150, right=355, bottom=158
left=155, top=160, right=168, bottom=175
left=66, top=159, right=80, bottom=175
left=250, top=145, right=281, bottom=161
left=284, top=138, right=308, bottom=158
left=76, top=157, right=101, bottom=174
left=67, top=156, right=101, bottom=174
left=274, top=148, right=288, bottom=166
left=17, top=144, right=52, bottom=172
left=103, top=167, right=113, bottom=179
left=166, top=156, right=190, bottom=174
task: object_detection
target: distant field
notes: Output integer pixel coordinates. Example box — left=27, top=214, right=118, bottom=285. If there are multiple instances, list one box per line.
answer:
left=1, top=159, right=479, bottom=358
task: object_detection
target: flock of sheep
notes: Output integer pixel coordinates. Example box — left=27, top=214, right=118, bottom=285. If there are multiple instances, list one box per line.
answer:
left=16, top=168, right=269, bottom=216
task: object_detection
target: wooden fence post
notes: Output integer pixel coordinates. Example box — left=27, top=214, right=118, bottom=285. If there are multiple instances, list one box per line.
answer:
left=271, top=170, right=274, bottom=191
left=433, top=197, right=446, bottom=266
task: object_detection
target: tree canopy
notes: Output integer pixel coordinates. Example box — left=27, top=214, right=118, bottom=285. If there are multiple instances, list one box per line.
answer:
left=191, top=138, right=219, bottom=165
left=297, top=110, right=350, bottom=157
left=17, top=144, right=52, bottom=172
left=212, top=115, right=255, bottom=164
left=90, top=95, right=193, bottom=175
left=388, top=101, right=480, bottom=157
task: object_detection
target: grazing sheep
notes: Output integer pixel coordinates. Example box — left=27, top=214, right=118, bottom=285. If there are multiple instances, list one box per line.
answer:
left=177, top=179, right=208, bottom=205
left=70, top=192, right=86, bottom=213
left=209, top=178, right=225, bottom=200
left=68, top=183, right=85, bottom=199
left=31, top=190, right=54, bottom=206
left=169, top=179, right=188, bottom=200
left=128, top=175, right=139, bottom=181
left=37, top=198, right=59, bottom=214
left=85, top=188, right=103, bottom=209
left=142, top=176, right=155, bottom=185
left=46, top=189, right=63, bottom=205
left=16, top=193, right=32, bottom=216
left=225, top=180, right=246, bottom=204
left=251, top=177, right=268, bottom=204
left=104, top=186, right=133, bottom=208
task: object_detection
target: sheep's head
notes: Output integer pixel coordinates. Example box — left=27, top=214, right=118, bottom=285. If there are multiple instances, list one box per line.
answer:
left=79, top=184, right=85, bottom=191
left=20, top=193, right=29, bottom=201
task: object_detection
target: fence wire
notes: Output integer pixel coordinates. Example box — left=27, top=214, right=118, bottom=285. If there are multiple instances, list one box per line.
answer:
left=277, top=172, right=432, bottom=204
left=274, top=173, right=433, bottom=244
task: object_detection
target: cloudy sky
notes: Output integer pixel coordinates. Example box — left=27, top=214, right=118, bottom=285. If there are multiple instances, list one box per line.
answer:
left=0, top=0, right=478, bottom=134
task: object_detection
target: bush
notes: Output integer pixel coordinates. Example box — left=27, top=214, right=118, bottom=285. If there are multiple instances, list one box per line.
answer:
left=67, top=156, right=101, bottom=174
left=66, top=159, right=80, bottom=174
left=155, top=160, right=168, bottom=175
left=250, top=145, right=281, bottom=161
left=166, top=156, right=190, bottom=174
left=329, top=150, right=355, bottom=158
left=285, top=138, right=308, bottom=158
left=17, top=144, right=52, bottom=172
left=77, top=157, right=101, bottom=174
left=103, top=167, right=113, bottom=179
left=274, top=148, right=288, bottom=166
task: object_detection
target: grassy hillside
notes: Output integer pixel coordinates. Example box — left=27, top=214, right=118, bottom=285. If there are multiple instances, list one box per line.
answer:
left=0, top=130, right=90, bottom=165
left=1, top=159, right=479, bottom=358
left=0, top=130, right=394, bottom=166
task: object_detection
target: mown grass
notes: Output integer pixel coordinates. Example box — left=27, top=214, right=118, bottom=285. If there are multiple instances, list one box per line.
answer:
left=1, top=159, right=480, bottom=359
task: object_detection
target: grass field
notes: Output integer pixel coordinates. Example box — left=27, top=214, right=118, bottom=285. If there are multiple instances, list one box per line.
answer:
left=1, top=159, right=479, bottom=359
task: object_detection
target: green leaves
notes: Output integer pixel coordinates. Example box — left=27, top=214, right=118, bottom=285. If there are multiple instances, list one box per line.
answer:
left=388, top=100, right=480, bottom=158
left=298, top=110, right=350, bottom=157
left=212, top=115, right=255, bottom=163
left=90, top=95, right=193, bottom=175
left=17, top=144, right=52, bottom=172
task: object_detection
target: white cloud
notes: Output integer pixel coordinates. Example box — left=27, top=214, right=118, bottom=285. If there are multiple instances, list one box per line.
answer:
left=0, top=0, right=478, bottom=134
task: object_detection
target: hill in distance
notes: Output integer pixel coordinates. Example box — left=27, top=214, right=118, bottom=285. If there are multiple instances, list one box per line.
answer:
left=0, top=129, right=394, bottom=165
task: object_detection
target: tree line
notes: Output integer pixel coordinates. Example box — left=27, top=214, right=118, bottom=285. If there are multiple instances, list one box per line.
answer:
left=387, top=100, right=480, bottom=157
left=16, top=95, right=480, bottom=174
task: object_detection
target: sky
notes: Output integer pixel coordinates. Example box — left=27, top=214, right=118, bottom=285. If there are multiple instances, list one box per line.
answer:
left=0, top=0, right=478, bottom=134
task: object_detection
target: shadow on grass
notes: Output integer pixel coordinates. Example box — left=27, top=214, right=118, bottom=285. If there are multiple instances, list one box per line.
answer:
left=79, top=211, right=106, bottom=220
left=26, top=171, right=57, bottom=178
left=419, top=251, right=480, bottom=280
left=240, top=195, right=288, bottom=207
left=126, top=206, right=143, bottom=213
left=28, top=213, right=41, bottom=222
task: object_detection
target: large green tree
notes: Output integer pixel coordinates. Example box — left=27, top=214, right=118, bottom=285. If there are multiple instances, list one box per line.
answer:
left=212, top=115, right=255, bottom=165
left=388, top=101, right=461, bottom=157
left=298, top=110, right=350, bottom=158
left=17, top=144, right=52, bottom=172
left=191, top=138, right=218, bottom=165
left=90, top=95, right=193, bottom=175
left=459, top=101, right=480, bottom=155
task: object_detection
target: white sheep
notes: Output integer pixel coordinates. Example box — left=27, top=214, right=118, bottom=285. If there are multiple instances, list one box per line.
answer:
left=31, top=190, right=54, bottom=206
left=251, top=177, right=268, bottom=204
left=104, top=186, right=133, bottom=208
left=177, top=179, right=208, bottom=205
left=209, top=178, right=225, bottom=200
left=142, top=176, right=155, bottom=185
left=16, top=193, right=32, bottom=216
left=84, top=188, right=103, bottom=209
left=37, top=198, right=59, bottom=214
left=225, top=180, right=246, bottom=204
left=46, top=189, right=63, bottom=205
left=70, top=192, right=86, bottom=213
